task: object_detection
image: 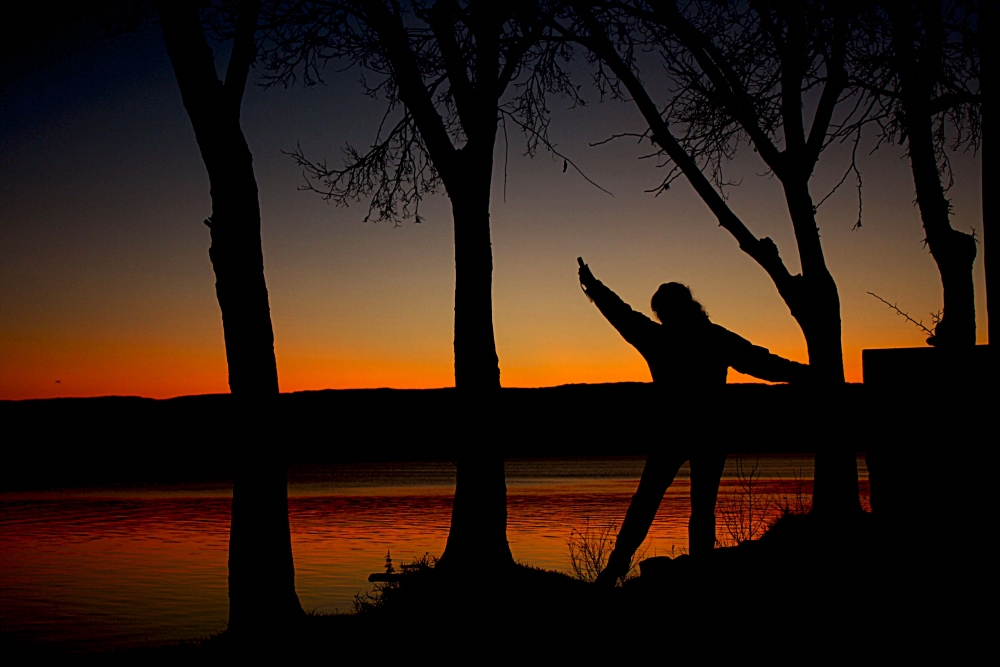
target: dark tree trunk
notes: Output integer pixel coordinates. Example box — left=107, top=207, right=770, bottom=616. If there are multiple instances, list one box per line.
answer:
left=442, top=441, right=511, bottom=569
left=984, top=2, right=996, bottom=348
left=229, top=411, right=302, bottom=628
left=210, top=155, right=301, bottom=627
left=903, top=97, right=977, bottom=348
left=438, top=170, right=513, bottom=571
left=157, top=1, right=302, bottom=629
left=451, top=187, right=501, bottom=393
left=206, top=139, right=281, bottom=397
left=357, top=2, right=514, bottom=572
left=892, top=6, right=978, bottom=348
left=780, top=181, right=861, bottom=515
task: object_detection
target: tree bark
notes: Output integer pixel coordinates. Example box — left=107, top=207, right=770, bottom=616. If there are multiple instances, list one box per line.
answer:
left=451, top=183, right=501, bottom=393
left=438, top=170, right=513, bottom=571
left=890, top=5, right=978, bottom=348
left=229, top=409, right=302, bottom=629
left=984, top=1, right=995, bottom=348
left=904, top=118, right=978, bottom=348
left=779, top=179, right=860, bottom=514
left=157, top=1, right=302, bottom=629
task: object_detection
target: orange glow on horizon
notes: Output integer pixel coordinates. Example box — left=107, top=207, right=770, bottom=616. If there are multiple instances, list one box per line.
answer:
left=2, top=329, right=919, bottom=400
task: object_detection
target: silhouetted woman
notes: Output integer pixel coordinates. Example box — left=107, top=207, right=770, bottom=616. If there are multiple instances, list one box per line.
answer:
left=577, top=258, right=809, bottom=586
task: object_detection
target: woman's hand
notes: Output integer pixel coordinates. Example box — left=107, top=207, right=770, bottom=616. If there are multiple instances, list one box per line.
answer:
left=577, top=257, right=596, bottom=288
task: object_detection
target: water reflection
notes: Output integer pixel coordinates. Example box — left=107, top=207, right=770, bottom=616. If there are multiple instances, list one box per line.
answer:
left=0, top=456, right=867, bottom=651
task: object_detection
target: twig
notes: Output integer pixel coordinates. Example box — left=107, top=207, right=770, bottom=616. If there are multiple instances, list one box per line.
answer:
left=814, top=128, right=865, bottom=230
left=867, top=292, right=935, bottom=336
left=500, top=110, right=614, bottom=197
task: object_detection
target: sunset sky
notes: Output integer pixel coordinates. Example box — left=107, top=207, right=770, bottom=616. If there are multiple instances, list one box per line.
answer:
left=0, top=24, right=987, bottom=400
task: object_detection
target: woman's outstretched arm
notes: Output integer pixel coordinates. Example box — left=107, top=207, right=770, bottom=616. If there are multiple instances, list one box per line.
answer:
left=716, top=325, right=811, bottom=383
left=578, top=258, right=657, bottom=351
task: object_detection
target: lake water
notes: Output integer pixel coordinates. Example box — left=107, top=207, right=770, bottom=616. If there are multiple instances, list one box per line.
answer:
left=0, top=456, right=868, bottom=651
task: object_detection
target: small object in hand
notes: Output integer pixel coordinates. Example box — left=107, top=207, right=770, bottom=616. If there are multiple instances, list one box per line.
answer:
left=577, top=257, right=596, bottom=291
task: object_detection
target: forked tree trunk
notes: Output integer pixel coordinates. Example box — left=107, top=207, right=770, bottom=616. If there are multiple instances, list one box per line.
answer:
left=158, top=1, right=302, bottom=629
left=439, top=172, right=513, bottom=571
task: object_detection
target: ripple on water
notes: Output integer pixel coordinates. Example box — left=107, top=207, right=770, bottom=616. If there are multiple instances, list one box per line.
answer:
left=0, top=455, right=867, bottom=650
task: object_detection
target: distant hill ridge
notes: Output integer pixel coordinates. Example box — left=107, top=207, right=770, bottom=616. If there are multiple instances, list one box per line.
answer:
left=0, top=382, right=899, bottom=491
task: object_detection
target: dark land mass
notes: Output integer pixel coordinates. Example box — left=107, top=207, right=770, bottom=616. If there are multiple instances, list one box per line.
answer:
left=0, top=381, right=911, bottom=491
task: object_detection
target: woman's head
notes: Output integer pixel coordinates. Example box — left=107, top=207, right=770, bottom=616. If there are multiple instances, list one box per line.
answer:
left=651, top=282, right=709, bottom=324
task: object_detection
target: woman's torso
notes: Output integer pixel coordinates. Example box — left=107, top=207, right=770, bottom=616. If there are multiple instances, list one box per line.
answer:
left=640, top=322, right=731, bottom=390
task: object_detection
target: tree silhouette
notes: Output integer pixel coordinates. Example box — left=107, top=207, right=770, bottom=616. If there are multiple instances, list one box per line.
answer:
left=983, top=1, right=995, bottom=347
left=264, top=0, right=580, bottom=570
left=555, top=0, right=864, bottom=514
left=852, top=0, right=981, bottom=348
left=156, top=0, right=303, bottom=629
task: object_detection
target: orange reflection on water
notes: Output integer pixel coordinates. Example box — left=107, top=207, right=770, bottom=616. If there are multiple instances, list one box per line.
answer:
left=0, top=456, right=868, bottom=651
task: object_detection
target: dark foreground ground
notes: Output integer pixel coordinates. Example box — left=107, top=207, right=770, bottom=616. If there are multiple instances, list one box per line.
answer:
left=85, top=509, right=985, bottom=665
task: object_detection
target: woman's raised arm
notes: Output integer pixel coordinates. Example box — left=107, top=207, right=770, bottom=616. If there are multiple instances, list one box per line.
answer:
left=578, top=257, right=657, bottom=352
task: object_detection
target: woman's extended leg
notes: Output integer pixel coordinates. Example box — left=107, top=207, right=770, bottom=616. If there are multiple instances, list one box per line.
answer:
left=595, top=449, right=688, bottom=587
left=689, top=448, right=727, bottom=556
